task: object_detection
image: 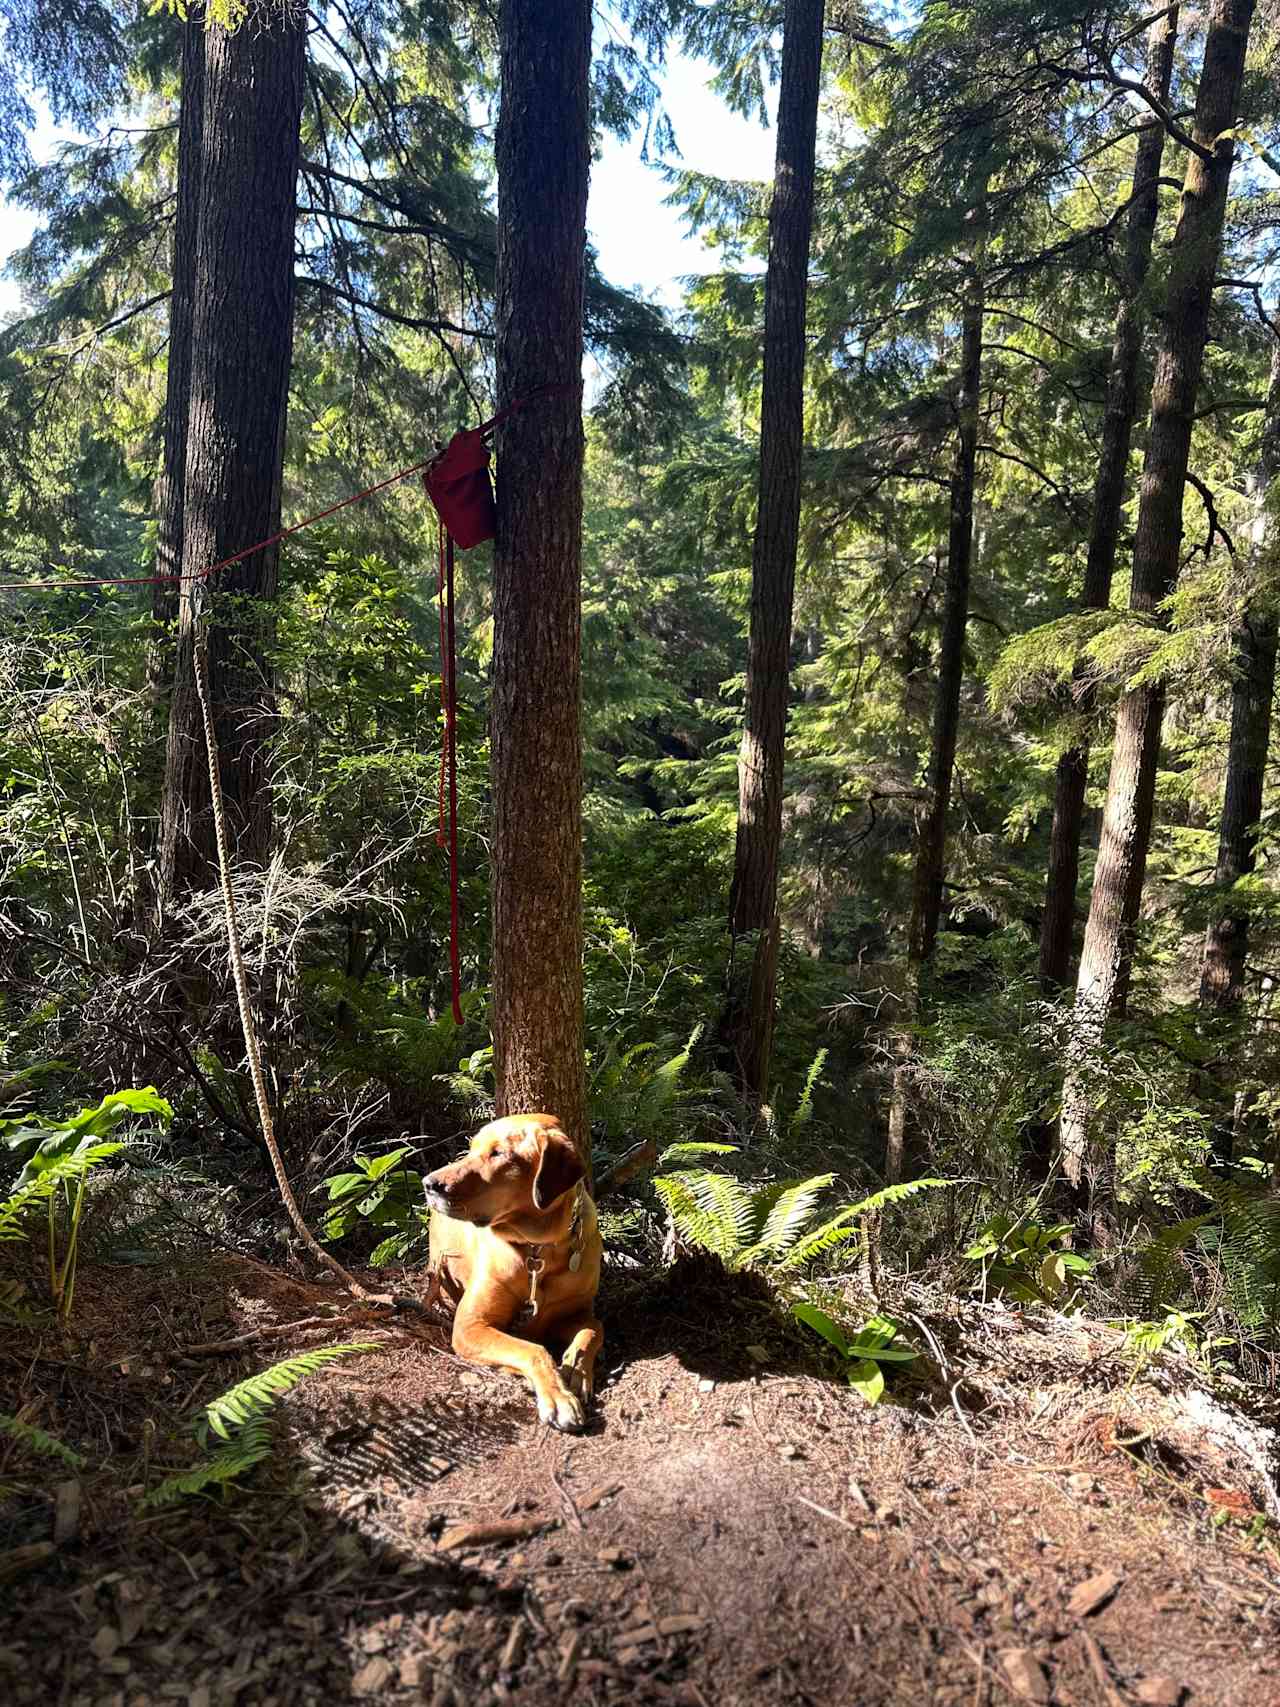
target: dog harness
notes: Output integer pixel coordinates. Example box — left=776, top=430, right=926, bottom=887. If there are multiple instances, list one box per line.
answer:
left=516, top=1185, right=586, bottom=1322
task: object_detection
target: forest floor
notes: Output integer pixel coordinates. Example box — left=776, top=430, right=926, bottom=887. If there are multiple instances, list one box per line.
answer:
left=3, top=1241, right=1280, bottom=1707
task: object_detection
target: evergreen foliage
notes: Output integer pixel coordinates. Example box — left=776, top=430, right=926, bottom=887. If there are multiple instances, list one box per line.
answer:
left=0, top=0, right=1279, bottom=1378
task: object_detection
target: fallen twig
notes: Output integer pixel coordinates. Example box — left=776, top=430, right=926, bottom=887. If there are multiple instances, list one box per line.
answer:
left=1080, top=1630, right=1128, bottom=1707
left=437, top=1515, right=557, bottom=1551
left=174, top=1314, right=386, bottom=1357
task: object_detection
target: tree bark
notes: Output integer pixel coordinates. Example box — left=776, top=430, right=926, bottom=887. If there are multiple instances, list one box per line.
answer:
left=1196, top=339, right=1280, bottom=1157
left=884, top=214, right=985, bottom=1184
left=722, top=0, right=825, bottom=1101
left=149, top=10, right=204, bottom=701
left=158, top=10, right=306, bottom=904
left=490, top=0, right=591, bottom=1161
left=1037, top=8, right=1178, bottom=993
left=1058, top=0, right=1256, bottom=1213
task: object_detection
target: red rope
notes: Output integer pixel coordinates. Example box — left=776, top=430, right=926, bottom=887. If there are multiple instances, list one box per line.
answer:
left=3, top=384, right=571, bottom=595
left=5, top=455, right=439, bottom=593
left=6, top=384, right=573, bottom=1023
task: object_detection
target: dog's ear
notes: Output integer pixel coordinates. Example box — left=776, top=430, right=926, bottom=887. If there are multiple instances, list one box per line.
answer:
left=531, top=1127, right=585, bottom=1211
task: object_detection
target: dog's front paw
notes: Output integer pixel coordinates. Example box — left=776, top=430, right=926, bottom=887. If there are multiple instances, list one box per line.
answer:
left=560, top=1350, right=594, bottom=1405
left=537, top=1378, right=586, bottom=1433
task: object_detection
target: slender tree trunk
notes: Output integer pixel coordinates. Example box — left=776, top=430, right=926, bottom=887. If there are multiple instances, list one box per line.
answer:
left=1058, top=0, right=1256, bottom=1217
left=885, top=217, right=985, bottom=1183
left=1196, top=340, right=1280, bottom=1156
left=1037, top=8, right=1178, bottom=993
left=158, top=10, right=306, bottom=905
left=149, top=10, right=204, bottom=701
left=722, top=0, right=825, bottom=1101
left=490, top=0, right=591, bottom=1161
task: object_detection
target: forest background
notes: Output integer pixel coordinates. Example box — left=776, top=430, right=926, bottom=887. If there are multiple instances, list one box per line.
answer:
left=2, top=0, right=1280, bottom=1372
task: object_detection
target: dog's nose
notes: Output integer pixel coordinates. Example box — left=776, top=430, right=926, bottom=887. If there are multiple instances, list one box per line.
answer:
left=423, top=1170, right=454, bottom=1206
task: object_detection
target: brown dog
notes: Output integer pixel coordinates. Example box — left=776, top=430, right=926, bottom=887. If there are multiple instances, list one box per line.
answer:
left=424, top=1112, right=603, bottom=1432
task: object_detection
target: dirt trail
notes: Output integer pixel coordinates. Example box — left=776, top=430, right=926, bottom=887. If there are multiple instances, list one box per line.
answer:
left=3, top=1250, right=1279, bottom=1707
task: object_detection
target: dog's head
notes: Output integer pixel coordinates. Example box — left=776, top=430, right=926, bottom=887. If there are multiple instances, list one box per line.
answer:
left=423, top=1112, right=585, bottom=1228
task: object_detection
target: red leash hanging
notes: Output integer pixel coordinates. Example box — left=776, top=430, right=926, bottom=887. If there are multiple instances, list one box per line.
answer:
left=8, top=383, right=571, bottom=1032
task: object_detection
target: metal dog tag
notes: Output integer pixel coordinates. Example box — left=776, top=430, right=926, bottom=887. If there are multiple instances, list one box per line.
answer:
left=568, top=1251, right=581, bottom=1273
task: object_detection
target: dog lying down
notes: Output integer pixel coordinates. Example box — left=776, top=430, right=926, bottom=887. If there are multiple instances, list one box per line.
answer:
left=424, top=1112, right=603, bottom=1432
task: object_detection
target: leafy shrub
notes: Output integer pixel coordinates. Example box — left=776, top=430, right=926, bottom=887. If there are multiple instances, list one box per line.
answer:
left=321, top=1147, right=427, bottom=1264
left=792, top=1305, right=919, bottom=1404
left=964, top=1212, right=1093, bottom=1309
left=653, top=1143, right=945, bottom=1273
left=1, top=1087, right=171, bottom=1317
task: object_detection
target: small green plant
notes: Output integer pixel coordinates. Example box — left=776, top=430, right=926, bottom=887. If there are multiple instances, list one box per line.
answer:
left=442, top=1044, right=496, bottom=1113
left=756, top=1048, right=829, bottom=1146
left=1121, top=1309, right=1230, bottom=1375
left=590, top=1025, right=715, bottom=1162
left=0, top=1410, right=88, bottom=1469
left=964, top=1213, right=1093, bottom=1309
left=653, top=1145, right=944, bottom=1273
left=141, top=1343, right=376, bottom=1508
left=321, top=1147, right=426, bottom=1263
left=1132, top=1170, right=1280, bottom=1354
left=1, top=1088, right=172, bottom=1320
left=792, top=1304, right=919, bottom=1405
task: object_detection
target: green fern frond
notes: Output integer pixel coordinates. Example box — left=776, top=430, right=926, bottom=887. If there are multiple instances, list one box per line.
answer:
left=139, top=1420, right=273, bottom=1509
left=0, top=1412, right=87, bottom=1469
left=841, top=1176, right=947, bottom=1218
left=654, top=1170, right=754, bottom=1261
left=0, top=1143, right=123, bottom=1242
left=776, top=1209, right=864, bottom=1270
left=655, top=1163, right=948, bottom=1274
left=203, top=1344, right=377, bottom=1441
left=657, top=1141, right=739, bottom=1164
left=789, top=1049, right=828, bottom=1135
left=740, top=1174, right=836, bottom=1265
left=1132, top=1214, right=1213, bottom=1316
left=641, top=1026, right=703, bottom=1103
left=680, top=1169, right=756, bottom=1252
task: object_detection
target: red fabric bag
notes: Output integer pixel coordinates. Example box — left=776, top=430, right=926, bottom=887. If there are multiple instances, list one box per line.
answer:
left=423, top=427, right=496, bottom=549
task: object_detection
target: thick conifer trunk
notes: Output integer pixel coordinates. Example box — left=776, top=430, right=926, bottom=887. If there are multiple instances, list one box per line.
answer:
left=489, top=0, right=591, bottom=1158
left=1196, top=340, right=1280, bottom=1159
left=1058, top=0, right=1255, bottom=1214
left=1037, top=8, right=1178, bottom=993
left=885, top=249, right=984, bottom=1183
left=150, top=10, right=204, bottom=697
left=722, top=0, right=825, bottom=1100
left=158, top=11, right=306, bottom=904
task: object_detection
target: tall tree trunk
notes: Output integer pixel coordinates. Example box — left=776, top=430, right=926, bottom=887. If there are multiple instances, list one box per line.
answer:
left=1196, top=339, right=1280, bottom=1154
left=885, top=214, right=985, bottom=1183
left=490, top=0, right=591, bottom=1160
left=149, top=10, right=204, bottom=701
left=722, top=0, right=825, bottom=1101
left=158, top=10, right=306, bottom=905
left=1037, top=7, right=1178, bottom=993
left=1058, top=0, right=1255, bottom=1217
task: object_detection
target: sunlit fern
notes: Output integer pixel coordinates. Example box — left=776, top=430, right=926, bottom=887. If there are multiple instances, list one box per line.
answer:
left=1134, top=1173, right=1280, bottom=1346
left=776, top=1176, right=946, bottom=1270
left=0, top=1143, right=123, bottom=1243
left=654, top=1146, right=945, bottom=1273
left=141, top=1342, right=377, bottom=1509
left=139, top=1420, right=275, bottom=1509
left=201, top=1343, right=378, bottom=1440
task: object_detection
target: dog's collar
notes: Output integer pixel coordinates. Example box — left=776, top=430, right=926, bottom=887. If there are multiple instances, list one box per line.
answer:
left=516, top=1185, right=586, bottom=1321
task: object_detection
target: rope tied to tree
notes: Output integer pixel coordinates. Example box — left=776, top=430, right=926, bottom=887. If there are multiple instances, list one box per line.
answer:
left=9, top=384, right=569, bottom=1302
